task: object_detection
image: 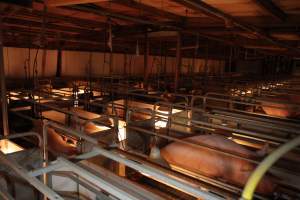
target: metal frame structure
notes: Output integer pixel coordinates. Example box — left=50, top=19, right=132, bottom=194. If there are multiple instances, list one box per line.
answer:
left=0, top=124, right=221, bottom=200
left=2, top=77, right=300, bottom=199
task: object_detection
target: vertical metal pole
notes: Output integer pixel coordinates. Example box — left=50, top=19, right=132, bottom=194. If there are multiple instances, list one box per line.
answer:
left=56, top=44, right=62, bottom=77
left=164, top=43, right=167, bottom=75
left=174, top=31, right=181, bottom=92
left=0, top=16, right=9, bottom=136
left=143, top=31, right=149, bottom=88
left=41, top=50, right=47, bottom=77
left=204, top=43, right=208, bottom=75
left=109, top=51, right=113, bottom=75
left=42, top=121, right=49, bottom=200
left=123, top=52, right=127, bottom=76
left=41, top=3, right=48, bottom=78
left=229, top=46, right=232, bottom=73
left=55, top=33, right=62, bottom=78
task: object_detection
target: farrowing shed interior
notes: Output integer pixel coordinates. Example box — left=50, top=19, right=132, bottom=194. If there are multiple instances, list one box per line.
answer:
left=0, top=0, right=300, bottom=200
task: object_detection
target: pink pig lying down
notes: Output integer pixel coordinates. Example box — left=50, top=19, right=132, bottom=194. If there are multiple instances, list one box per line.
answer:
left=160, top=134, right=277, bottom=195
left=261, top=95, right=300, bottom=118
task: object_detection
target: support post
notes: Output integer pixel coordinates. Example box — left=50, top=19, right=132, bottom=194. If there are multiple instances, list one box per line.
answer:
left=109, top=52, right=113, bottom=75
left=0, top=16, right=9, bottom=136
left=41, top=50, right=47, bottom=77
left=174, top=31, right=182, bottom=92
left=56, top=46, right=62, bottom=77
left=41, top=3, right=48, bottom=77
left=143, top=32, right=149, bottom=88
left=123, top=52, right=127, bottom=76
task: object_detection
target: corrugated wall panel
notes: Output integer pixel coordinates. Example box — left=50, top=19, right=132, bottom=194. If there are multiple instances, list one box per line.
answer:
left=3, top=47, right=57, bottom=78
left=62, top=51, right=90, bottom=77
left=3, top=48, right=225, bottom=78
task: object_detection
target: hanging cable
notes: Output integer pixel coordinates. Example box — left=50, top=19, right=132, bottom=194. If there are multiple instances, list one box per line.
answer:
left=128, top=54, right=133, bottom=76
left=33, top=48, right=39, bottom=87
left=102, top=19, right=108, bottom=76
left=5, top=48, right=9, bottom=77
left=158, top=39, right=163, bottom=89
left=136, top=40, right=140, bottom=56
left=24, top=60, right=28, bottom=80
left=28, top=47, right=31, bottom=80
left=108, top=18, right=113, bottom=76
left=40, top=1, right=48, bottom=80
left=107, top=19, right=113, bottom=53
left=123, top=49, right=127, bottom=77
left=192, top=34, right=200, bottom=76
left=88, top=52, right=92, bottom=91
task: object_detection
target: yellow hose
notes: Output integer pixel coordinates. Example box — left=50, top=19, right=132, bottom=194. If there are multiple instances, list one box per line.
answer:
left=241, top=135, right=300, bottom=200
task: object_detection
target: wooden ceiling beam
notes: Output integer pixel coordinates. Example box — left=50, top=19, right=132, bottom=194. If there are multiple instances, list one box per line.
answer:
left=169, top=44, right=286, bottom=51
left=112, top=0, right=183, bottom=21
left=253, top=0, right=286, bottom=22
left=1, top=1, right=297, bottom=56
left=46, top=0, right=109, bottom=7
left=3, top=17, right=104, bottom=35
left=44, top=2, right=299, bottom=55
left=69, top=4, right=177, bottom=28
left=172, top=0, right=300, bottom=55
left=3, top=25, right=127, bottom=46
left=1, top=2, right=106, bottom=29
left=66, top=4, right=233, bottom=46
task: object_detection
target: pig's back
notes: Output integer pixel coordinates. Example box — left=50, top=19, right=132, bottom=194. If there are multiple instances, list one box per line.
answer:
left=185, top=134, right=255, bottom=158
left=160, top=134, right=255, bottom=177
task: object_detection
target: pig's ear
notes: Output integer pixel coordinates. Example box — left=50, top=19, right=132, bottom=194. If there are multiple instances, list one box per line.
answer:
left=241, top=164, right=254, bottom=172
left=256, top=143, right=269, bottom=157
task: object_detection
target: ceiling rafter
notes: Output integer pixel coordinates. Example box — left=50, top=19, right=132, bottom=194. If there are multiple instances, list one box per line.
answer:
left=172, top=0, right=300, bottom=55
left=43, top=3, right=296, bottom=55
left=0, top=1, right=299, bottom=56
left=253, top=0, right=287, bottom=22
left=3, top=24, right=129, bottom=46
left=112, top=0, right=184, bottom=22
left=46, top=0, right=109, bottom=7
left=3, top=17, right=104, bottom=35
left=2, top=2, right=106, bottom=29
left=68, top=3, right=179, bottom=28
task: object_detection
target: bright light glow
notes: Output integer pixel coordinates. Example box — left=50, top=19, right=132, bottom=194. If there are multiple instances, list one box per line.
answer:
left=107, top=120, right=127, bottom=141
left=262, top=86, right=269, bottom=90
left=34, top=96, right=43, bottom=100
left=155, top=109, right=182, bottom=129
left=94, top=125, right=110, bottom=131
left=52, top=89, right=72, bottom=96
left=78, top=89, right=85, bottom=94
left=155, top=110, right=169, bottom=129
left=10, top=92, right=20, bottom=96
left=155, top=120, right=167, bottom=129
left=148, top=91, right=158, bottom=95
left=74, top=100, right=79, bottom=107
left=118, top=120, right=127, bottom=141
left=0, top=139, right=24, bottom=154
left=140, top=172, right=150, bottom=177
